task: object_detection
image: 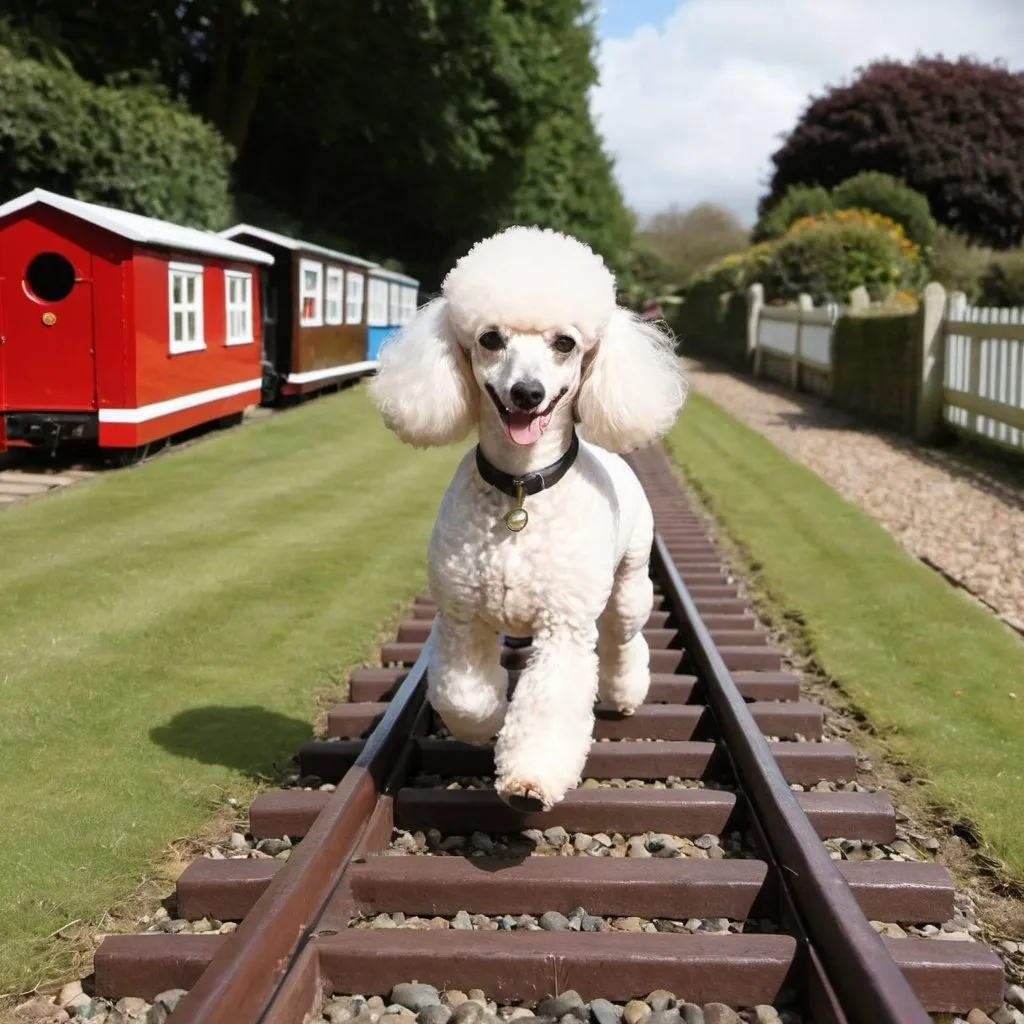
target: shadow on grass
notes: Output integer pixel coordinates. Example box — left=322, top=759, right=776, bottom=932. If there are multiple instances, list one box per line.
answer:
left=150, top=705, right=312, bottom=778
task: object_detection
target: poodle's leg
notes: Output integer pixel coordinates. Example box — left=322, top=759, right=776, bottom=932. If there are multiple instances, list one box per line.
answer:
left=493, top=627, right=598, bottom=811
left=597, top=508, right=655, bottom=716
left=427, top=615, right=508, bottom=746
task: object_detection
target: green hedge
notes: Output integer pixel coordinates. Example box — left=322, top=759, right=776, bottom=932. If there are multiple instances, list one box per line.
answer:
left=752, top=185, right=833, bottom=243
left=831, top=310, right=920, bottom=433
left=0, top=48, right=233, bottom=229
left=830, top=172, right=936, bottom=247
left=674, top=279, right=749, bottom=372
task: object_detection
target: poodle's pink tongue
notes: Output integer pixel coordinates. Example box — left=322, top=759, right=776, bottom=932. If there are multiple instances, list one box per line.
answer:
left=506, top=411, right=552, bottom=446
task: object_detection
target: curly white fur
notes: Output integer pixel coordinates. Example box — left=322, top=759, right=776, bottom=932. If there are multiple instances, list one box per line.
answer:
left=368, top=226, right=687, bottom=810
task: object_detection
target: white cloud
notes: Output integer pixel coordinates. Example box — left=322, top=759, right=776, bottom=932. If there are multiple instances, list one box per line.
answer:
left=591, top=0, right=1024, bottom=225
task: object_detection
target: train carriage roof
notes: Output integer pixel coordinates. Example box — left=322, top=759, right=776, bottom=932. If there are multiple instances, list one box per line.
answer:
left=0, top=188, right=275, bottom=265
left=369, top=266, right=419, bottom=287
left=219, top=224, right=379, bottom=270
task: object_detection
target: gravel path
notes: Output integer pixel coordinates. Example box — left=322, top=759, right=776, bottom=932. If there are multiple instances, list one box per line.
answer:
left=682, top=360, right=1024, bottom=630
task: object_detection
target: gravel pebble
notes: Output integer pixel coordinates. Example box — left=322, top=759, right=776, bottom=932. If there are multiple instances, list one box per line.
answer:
left=385, top=828, right=752, bottom=861
left=590, top=999, right=621, bottom=1024
left=539, top=910, right=571, bottom=931
left=991, top=1007, right=1021, bottom=1024
left=647, top=1012, right=680, bottom=1024
left=645, top=992, right=676, bottom=1013
left=451, top=1003, right=489, bottom=1024
left=417, top=1003, right=454, bottom=1019
left=623, top=1001, right=651, bottom=1024
left=703, top=1007, right=741, bottom=1024
left=116, top=996, right=149, bottom=1019
left=968, top=1010, right=997, bottom=1024
left=536, top=992, right=585, bottom=1019
left=392, top=984, right=441, bottom=1013
left=313, top=995, right=808, bottom=1024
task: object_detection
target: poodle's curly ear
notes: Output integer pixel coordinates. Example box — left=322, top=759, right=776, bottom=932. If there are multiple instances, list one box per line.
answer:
left=368, top=297, right=479, bottom=447
left=575, top=308, right=688, bottom=452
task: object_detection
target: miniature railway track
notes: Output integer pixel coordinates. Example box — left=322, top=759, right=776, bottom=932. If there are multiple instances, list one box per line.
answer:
left=91, top=445, right=1005, bottom=1024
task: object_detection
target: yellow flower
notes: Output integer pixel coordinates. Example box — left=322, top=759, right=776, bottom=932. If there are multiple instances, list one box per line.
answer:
left=784, top=208, right=919, bottom=264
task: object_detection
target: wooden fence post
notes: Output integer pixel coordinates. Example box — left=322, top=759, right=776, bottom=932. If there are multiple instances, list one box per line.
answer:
left=849, top=286, right=870, bottom=312
left=793, top=294, right=812, bottom=391
left=915, top=281, right=948, bottom=442
left=748, top=283, right=764, bottom=376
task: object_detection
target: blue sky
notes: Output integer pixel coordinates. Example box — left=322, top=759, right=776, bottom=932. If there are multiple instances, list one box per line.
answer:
left=596, top=0, right=681, bottom=41
left=589, top=0, right=1024, bottom=224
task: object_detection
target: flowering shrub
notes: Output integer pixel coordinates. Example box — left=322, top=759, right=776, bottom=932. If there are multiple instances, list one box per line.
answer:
left=754, top=209, right=924, bottom=303
left=787, top=209, right=920, bottom=261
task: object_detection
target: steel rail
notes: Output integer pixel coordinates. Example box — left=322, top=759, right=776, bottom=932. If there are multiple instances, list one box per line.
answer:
left=165, top=641, right=432, bottom=1024
left=652, top=535, right=931, bottom=1024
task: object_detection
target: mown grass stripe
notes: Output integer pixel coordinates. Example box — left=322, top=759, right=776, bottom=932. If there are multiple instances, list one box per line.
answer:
left=0, top=385, right=463, bottom=995
left=666, top=392, right=1024, bottom=879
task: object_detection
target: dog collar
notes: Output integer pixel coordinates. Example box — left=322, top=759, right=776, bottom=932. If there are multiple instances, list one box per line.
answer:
left=475, top=431, right=580, bottom=533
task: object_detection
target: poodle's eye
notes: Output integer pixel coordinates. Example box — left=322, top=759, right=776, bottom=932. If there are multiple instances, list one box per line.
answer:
left=478, top=330, right=504, bottom=351
left=553, top=335, right=576, bottom=354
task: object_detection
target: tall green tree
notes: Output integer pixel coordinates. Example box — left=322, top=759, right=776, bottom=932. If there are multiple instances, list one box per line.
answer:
left=1, top=0, right=632, bottom=285
left=762, top=56, right=1024, bottom=249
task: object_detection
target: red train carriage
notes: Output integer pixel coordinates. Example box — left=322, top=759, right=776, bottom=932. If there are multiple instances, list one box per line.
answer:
left=0, top=188, right=274, bottom=458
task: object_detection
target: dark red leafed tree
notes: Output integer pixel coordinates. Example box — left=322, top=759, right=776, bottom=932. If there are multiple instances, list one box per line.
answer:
left=762, top=57, right=1024, bottom=249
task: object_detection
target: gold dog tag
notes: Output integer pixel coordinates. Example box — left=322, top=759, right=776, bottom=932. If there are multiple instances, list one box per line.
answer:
left=503, top=483, right=528, bottom=532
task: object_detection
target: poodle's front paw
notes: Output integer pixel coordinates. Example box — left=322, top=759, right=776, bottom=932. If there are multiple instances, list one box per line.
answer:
left=495, top=776, right=559, bottom=813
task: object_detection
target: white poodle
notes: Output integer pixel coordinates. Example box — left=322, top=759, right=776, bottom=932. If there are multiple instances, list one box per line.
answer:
left=368, top=226, right=687, bottom=811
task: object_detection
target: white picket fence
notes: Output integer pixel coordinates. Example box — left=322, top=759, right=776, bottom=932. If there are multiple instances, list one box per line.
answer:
left=750, top=292, right=841, bottom=397
left=943, top=295, right=1024, bottom=450
left=757, top=303, right=839, bottom=368
left=744, top=283, right=1024, bottom=451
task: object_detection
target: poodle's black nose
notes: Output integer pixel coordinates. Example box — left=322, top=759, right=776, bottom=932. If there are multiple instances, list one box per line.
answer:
left=510, top=380, right=545, bottom=411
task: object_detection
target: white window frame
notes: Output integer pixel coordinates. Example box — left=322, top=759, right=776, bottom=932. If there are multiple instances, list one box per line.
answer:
left=324, top=266, right=344, bottom=326
left=345, top=272, right=365, bottom=324
left=387, top=282, right=401, bottom=326
left=368, top=278, right=389, bottom=327
left=299, top=258, right=324, bottom=327
left=168, top=261, right=205, bottom=355
left=224, top=270, right=254, bottom=345
left=400, top=285, right=417, bottom=325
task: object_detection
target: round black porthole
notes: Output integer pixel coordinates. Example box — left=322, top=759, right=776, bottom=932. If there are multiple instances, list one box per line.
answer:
left=25, top=252, right=76, bottom=303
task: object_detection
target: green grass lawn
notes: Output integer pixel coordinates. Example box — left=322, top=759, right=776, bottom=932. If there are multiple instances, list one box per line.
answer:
left=0, top=386, right=465, bottom=996
left=667, top=392, right=1024, bottom=878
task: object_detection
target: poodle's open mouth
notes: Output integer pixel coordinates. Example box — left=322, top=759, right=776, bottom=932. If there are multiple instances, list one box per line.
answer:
left=486, top=385, right=567, bottom=447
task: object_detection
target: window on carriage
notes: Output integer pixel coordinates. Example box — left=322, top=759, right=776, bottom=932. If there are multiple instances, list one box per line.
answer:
left=400, top=285, right=417, bottom=324
left=325, top=266, right=344, bottom=325
left=346, top=272, right=365, bottom=324
left=168, top=262, right=205, bottom=354
left=299, top=258, right=324, bottom=327
left=368, top=278, right=389, bottom=327
left=224, top=270, right=254, bottom=345
left=388, top=282, right=401, bottom=326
